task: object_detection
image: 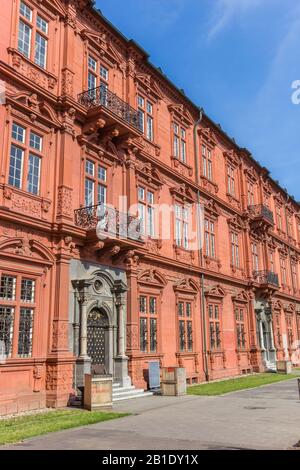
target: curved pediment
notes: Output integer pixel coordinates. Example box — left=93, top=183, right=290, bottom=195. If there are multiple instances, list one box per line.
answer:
left=0, top=238, right=55, bottom=265
left=205, top=284, right=226, bottom=299
left=138, top=268, right=167, bottom=287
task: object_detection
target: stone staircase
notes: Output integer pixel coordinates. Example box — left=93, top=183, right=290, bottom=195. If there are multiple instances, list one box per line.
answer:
left=112, top=382, right=153, bottom=402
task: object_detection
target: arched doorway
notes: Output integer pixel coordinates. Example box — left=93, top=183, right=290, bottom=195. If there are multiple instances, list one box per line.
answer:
left=87, top=308, right=109, bottom=375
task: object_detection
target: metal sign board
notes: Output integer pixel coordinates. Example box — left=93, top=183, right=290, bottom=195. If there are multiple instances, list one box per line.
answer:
left=148, top=360, right=160, bottom=390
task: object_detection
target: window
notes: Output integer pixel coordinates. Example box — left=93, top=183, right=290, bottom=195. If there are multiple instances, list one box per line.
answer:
left=235, top=307, right=246, bottom=350
left=297, top=315, right=300, bottom=342
left=8, top=123, right=43, bottom=195
left=178, top=300, right=193, bottom=352
left=280, top=258, right=287, bottom=286
left=85, top=160, right=107, bottom=207
left=251, top=242, right=259, bottom=272
left=138, top=186, right=155, bottom=237
left=87, top=56, right=109, bottom=98
left=18, top=3, right=49, bottom=69
left=247, top=182, right=255, bottom=206
left=204, top=219, right=216, bottom=258
left=230, top=232, right=240, bottom=268
left=139, top=294, right=158, bottom=353
left=276, top=206, right=283, bottom=231
left=275, top=313, right=281, bottom=348
left=173, top=124, right=187, bottom=163
left=227, top=165, right=235, bottom=196
left=286, top=315, right=293, bottom=348
left=138, top=96, right=154, bottom=140
left=208, top=304, right=221, bottom=350
left=287, top=215, right=293, bottom=238
left=269, top=251, right=275, bottom=273
left=0, top=273, right=36, bottom=358
left=175, top=204, right=189, bottom=249
left=202, top=145, right=212, bottom=180
left=291, top=263, right=298, bottom=291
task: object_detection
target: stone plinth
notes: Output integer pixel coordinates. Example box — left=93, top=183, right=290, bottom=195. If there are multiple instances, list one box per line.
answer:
left=161, top=367, right=187, bottom=396
left=276, top=360, right=292, bottom=374
left=84, top=374, right=112, bottom=411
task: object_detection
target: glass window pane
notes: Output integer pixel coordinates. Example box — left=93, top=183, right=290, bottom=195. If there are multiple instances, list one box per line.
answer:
left=138, top=96, right=144, bottom=108
left=88, top=56, right=97, bottom=71
left=12, top=123, right=25, bottom=143
left=20, top=2, right=32, bottom=21
left=35, top=33, right=47, bottom=69
left=88, top=72, right=97, bottom=91
left=149, top=297, right=157, bottom=315
left=0, top=276, right=16, bottom=300
left=85, top=178, right=94, bottom=206
left=97, top=184, right=106, bottom=204
left=36, top=15, right=48, bottom=34
left=18, top=308, right=33, bottom=357
left=85, top=160, right=95, bottom=176
left=9, top=145, right=23, bottom=189
left=0, top=307, right=14, bottom=357
left=138, top=187, right=145, bottom=201
left=139, top=296, right=147, bottom=314
left=150, top=318, right=157, bottom=352
left=100, top=65, right=109, bottom=81
left=98, top=166, right=106, bottom=182
left=27, top=154, right=41, bottom=195
left=18, top=20, right=31, bottom=58
left=140, top=317, right=147, bottom=352
left=21, top=279, right=35, bottom=303
left=29, top=132, right=42, bottom=151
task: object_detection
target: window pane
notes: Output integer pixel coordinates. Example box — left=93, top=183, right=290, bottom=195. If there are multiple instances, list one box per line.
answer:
left=139, top=296, right=147, bottom=314
left=97, top=184, right=106, bottom=204
left=140, top=318, right=147, bottom=352
left=138, top=187, right=145, bottom=201
left=100, top=65, right=109, bottom=81
left=186, top=303, right=191, bottom=317
left=12, top=123, right=25, bottom=143
left=20, top=2, right=32, bottom=21
left=187, top=321, right=193, bottom=351
left=146, top=116, right=153, bottom=141
left=146, top=101, right=153, bottom=114
left=36, top=15, right=48, bottom=34
left=88, top=72, right=97, bottom=91
left=9, top=145, right=23, bottom=189
left=18, top=20, right=31, bottom=58
left=150, top=318, right=157, bottom=352
left=0, top=276, right=16, bottom=300
left=147, top=206, right=155, bottom=237
left=88, top=56, right=97, bottom=71
left=147, top=191, right=154, bottom=204
left=138, top=96, right=144, bottom=108
left=18, top=308, right=33, bottom=357
left=179, top=320, right=185, bottom=351
left=0, top=307, right=14, bottom=357
left=181, top=140, right=186, bottom=162
left=27, top=154, right=41, bottom=195
left=138, top=109, right=144, bottom=133
left=85, top=178, right=94, bottom=206
left=85, top=160, right=94, bottom=176
left=30, top=132, right=42, bottom=151
left=98, top=166, right=106, bottom=182
left=178, top=302, right=184, bottom=316
left=35, top=33, right=47, bottom=69
left=21, top=279, right=35, bottom=303
left=149, top=297, right=157, bottom=315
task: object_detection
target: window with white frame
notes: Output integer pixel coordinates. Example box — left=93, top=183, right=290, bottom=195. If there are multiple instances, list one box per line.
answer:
left=175, top=204, right=189, bottom=249
left=251, top=242, right=259, bottom=272
left=227, top=164, right=235, bottom=196
left=204, top=219, right=216, bottom=258
left=202, top=145, right=212, bottom=180
left=137, top=96, right=154, bottom=141
left=138, top=186, right=155, bottom=237
left=85, top=159, right=107, bottom=207
left=230, top=231, right=240, bottom=268
left=173, top=123, right=186, bottom=163
left=18, top=2, right=48, bottom=69
left=87, top=55, right=109, bottom=100
left=8, top=122, right=42, bottom=196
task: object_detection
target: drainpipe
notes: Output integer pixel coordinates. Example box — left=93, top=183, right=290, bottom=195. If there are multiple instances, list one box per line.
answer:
left=194, top=108, right=209, bottom=381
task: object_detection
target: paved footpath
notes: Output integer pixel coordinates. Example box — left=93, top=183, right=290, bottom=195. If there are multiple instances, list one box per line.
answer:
left=3, top=378, right=300, bottom=450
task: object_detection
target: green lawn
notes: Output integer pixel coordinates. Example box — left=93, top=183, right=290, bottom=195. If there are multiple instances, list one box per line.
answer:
left=0, top=409, right=128, bottom=446
left=188, top=373, right=295, bottom=396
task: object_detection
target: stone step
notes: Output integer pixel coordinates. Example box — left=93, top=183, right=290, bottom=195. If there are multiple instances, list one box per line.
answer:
left=113, top=391, right=153, bottom=402
left=113, top=387, right=146, bottom=397
left=112, top=385, right=135, bottom=392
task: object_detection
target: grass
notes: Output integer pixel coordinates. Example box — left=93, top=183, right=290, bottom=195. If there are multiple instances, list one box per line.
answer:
left=188, top=373, right=295, bottom=396
left=0, top=409, right=129, bottom=446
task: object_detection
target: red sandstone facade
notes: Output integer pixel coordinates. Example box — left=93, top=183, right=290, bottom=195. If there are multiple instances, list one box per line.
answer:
left=0, top=0, right=300, bottom=415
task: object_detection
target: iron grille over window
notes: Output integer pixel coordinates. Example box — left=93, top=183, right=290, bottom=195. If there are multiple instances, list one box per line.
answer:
left=18, top=308, right=33, bottom=357
left=0, top=307, right=14, bottom=357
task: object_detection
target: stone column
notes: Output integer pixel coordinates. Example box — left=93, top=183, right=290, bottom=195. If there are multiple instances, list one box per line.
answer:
left=112, top=280, right=131, bottom=387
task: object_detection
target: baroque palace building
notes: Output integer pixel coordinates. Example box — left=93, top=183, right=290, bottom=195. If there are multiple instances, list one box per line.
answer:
left=0, top=0, right=300, bottom=415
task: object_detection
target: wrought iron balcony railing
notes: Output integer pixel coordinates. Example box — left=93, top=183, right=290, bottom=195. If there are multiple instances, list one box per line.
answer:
left=78, top=85, right=142, bottom=132
left=253, top=270, right=279, bottom=287
left=249, top=204, right=274, bottom=225
left=74, top=203, right=143, bottom=242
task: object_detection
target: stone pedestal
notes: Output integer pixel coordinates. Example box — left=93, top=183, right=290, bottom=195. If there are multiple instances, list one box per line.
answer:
left=75, top=356, right=91, bottom=388
left=276, top=360, right=292, bottom=374
left=84, top=374, right=112, bottom=410
left=161, top=367, right=187, bottom=396
left=114, top=356, right=132, bottom=387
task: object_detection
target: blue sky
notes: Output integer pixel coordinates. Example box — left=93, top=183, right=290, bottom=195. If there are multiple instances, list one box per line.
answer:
left=96, top=0, right=300, bottom=200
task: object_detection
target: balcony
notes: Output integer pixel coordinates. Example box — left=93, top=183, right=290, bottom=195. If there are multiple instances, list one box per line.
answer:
left=78, top=85, right=143, bottom=137
left=249, top=204, right=274, bottom=225
left=253, top=270, right=279, bottom=288
left=74, top=203, right=144, bottom=245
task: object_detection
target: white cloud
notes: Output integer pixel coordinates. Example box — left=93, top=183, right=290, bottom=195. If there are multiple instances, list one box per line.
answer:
left=207, top=0, right=263, bottom=40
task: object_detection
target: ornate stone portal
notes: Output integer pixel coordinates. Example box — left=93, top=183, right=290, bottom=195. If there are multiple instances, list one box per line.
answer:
left=71, top=264, right=131, bottom=391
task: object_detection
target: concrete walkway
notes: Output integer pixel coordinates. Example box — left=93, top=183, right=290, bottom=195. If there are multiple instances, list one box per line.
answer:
left=3, top=377, right=300, bottom=450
